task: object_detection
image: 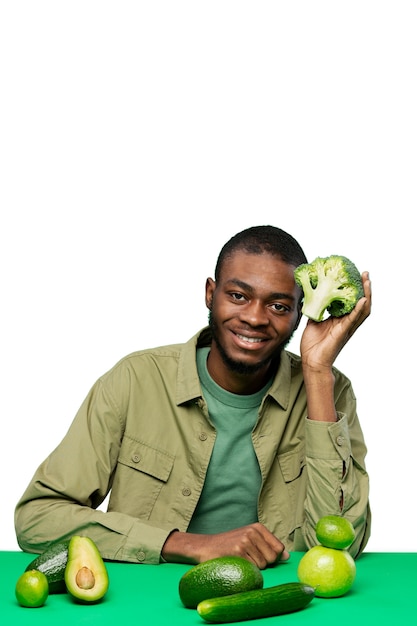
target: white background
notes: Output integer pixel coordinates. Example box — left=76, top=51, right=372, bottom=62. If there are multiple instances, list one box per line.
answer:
left=1, top=2, right=415, bottom=552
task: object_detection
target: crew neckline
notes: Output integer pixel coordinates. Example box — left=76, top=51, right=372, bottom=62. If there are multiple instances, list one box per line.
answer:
left=196, top=346, right=272, bottom=409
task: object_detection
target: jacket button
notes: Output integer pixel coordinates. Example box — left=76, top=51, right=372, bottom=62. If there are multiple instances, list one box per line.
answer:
left=336, top=436, right=345, bottom=446
left=199, top=432, right=208, bottom=441
left=132, top=454, right=141, bottom=463
left=182, top=487, right=191, bottom=496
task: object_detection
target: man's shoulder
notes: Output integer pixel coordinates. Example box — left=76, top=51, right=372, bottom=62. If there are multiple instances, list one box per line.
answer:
left=112, top=341, right=186, bottom=371
left=104, top=328, right=208, bottom=373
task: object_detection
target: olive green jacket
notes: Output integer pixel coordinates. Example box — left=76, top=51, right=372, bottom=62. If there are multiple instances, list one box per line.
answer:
left=15, top=328, right=371, bottom=563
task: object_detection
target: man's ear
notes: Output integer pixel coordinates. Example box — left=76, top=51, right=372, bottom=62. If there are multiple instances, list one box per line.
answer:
left=205, top=277, right=215, bottom=309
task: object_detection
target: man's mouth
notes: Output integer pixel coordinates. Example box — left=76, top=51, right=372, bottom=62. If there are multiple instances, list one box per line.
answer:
left=235, top=333, right=265, bottom=344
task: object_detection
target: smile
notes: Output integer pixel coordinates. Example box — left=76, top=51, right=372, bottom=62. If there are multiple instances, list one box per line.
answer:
left=235, top=334, right=265, bottom=344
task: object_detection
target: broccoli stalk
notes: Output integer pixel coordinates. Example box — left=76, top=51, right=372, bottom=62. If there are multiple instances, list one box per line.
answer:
left=294, top=255, right=364, bottom=322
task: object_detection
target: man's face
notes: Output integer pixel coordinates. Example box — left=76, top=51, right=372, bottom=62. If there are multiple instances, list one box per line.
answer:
left=206, top=250, right=302, bottom=379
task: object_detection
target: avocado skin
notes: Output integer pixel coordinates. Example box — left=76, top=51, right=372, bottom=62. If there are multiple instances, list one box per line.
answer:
left=179, top=556, right=264, bottom=608
left=64, top=536, right=109, bottom=603
left=25, top=540, right=70, bottom=593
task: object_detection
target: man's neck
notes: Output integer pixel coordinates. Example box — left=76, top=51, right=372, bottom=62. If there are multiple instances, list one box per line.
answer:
left=206, top=345, right=274, bottom=395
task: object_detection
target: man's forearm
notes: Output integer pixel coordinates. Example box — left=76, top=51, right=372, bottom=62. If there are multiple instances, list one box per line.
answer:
left=303, top=366, right=337, bottom=422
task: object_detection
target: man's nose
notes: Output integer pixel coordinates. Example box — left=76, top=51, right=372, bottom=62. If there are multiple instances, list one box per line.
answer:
left=240, top=301, right=268, bottom=326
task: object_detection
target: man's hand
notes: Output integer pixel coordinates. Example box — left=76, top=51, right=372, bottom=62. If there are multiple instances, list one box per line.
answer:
left=300, top=271, right=372, bottom=372
left=299, top=271, right=371, bottom=423
left=161, top=522, right=290, bottom=570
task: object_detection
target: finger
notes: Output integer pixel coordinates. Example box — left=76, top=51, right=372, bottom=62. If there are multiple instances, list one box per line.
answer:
left=236, top=534, right=273, bottom=569
left=363, top=271, right=372, bottom=312
left=278, top=548, right=291, bottom=562
left=248, top=526, right=289, bottom=567
left=263, top=534, right=290, bottom=564
left=231, top=528, right=279, bottom=569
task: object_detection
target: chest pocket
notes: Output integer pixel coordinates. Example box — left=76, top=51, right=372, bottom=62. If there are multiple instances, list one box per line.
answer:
left=278, top=447, right=305, bottom=484
left=118, top=436, right=174, bottom=481
left=110, top=435, right=175, bottom=519
left=278, top=446, right=306, bottom=531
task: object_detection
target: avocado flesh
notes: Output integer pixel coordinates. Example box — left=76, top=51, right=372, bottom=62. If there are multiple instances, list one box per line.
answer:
left=64, top=536, right=109, bottom=602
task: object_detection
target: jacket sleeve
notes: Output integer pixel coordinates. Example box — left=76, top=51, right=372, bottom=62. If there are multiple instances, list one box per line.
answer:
left=294, top=377, right=371, bottom=558
left=14, top=379, right=175, bottom=564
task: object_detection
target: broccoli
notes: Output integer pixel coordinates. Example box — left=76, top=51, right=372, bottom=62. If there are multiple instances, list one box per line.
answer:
left=294, top=255, right=364, bottom=322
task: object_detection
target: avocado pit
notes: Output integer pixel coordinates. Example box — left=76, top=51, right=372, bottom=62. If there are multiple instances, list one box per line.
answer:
left=76, top=566, right=95, bottom=590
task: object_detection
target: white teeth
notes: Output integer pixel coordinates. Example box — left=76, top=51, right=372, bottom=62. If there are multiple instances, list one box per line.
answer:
left=236, top=334, right=263, bottom=343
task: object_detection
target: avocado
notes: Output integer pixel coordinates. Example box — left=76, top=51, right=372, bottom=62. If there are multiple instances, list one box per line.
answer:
left=25, top=540, right=69, bottom=593
left=64, top=536, right=109, bottom=603
left=179, top=556, right=264, bottom=609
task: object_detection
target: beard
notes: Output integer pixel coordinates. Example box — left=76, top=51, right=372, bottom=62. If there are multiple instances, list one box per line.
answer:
left=208, top=312, right=293, bottom=376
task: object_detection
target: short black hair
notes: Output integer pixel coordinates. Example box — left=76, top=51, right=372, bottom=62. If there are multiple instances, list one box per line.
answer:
left=214, top=225, right=308, bottom=281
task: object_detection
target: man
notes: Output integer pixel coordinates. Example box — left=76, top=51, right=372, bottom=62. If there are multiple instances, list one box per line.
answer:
left=15, top=225, right=371, bottom=569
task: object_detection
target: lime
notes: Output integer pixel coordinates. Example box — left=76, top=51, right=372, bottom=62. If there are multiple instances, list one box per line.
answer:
left=297, top=545, right=356, bottom=598
left=315, top=515, right=355, bottom=549
left=179, top=556, right=264, bottom=609
left=15, top=569, right=49, bottom=608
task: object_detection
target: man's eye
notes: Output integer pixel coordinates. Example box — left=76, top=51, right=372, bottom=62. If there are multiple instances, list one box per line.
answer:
left=231, top=293, right=245, bottom=301
left=271, top=303, right=289, bottom=313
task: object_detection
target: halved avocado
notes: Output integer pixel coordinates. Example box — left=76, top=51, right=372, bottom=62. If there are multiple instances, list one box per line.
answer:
left=64, top=536, right=109, bottom=603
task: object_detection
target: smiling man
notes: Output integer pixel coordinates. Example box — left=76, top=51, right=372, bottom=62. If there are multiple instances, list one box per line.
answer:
left=15, top=226, right=372, bottom=569
left=206, top=250, right=302, bottom=389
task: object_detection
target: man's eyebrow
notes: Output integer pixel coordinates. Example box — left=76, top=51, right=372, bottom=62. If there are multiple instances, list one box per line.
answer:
left=226, top=278, right=296, bottom=302
left=226, top=278, right=253, bottom=292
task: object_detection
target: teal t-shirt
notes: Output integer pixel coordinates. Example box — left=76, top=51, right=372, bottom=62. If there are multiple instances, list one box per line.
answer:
left=187, top=347, right=270, bottom=534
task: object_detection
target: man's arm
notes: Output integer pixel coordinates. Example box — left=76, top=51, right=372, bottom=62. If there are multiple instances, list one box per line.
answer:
left=14, top=379, right=175, bottom=564
left=300, top=271, right=371, bottom=423
left=297, top=272, right=372, bottom=555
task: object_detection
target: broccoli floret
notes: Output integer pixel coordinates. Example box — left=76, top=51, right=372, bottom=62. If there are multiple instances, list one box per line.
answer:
left=294, top=255, right=364, bottom=322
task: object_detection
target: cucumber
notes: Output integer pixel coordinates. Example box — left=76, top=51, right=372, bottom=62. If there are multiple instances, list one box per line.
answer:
left=197, top=582, right=315, bottom=623
left=25, top=540, right=70, bottom=593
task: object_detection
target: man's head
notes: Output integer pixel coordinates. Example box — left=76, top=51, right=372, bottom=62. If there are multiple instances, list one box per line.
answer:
left=205, top=225, right=308, bottom=393
left=214, top=225, right=308, bottom=283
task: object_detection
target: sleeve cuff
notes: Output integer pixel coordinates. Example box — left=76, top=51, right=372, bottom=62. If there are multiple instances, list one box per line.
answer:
left=116, top=521, right=176, bottom=564
left=305, top=412, right=351, bottom=461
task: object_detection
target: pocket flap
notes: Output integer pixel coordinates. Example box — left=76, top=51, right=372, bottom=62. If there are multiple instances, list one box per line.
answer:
left=278, top=448, right=305, bottom=482
left=118, top=436, right=174, bottom=482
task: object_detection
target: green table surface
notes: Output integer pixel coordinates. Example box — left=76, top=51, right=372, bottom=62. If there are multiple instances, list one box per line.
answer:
left=1, top=551, right=415, bottom=624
